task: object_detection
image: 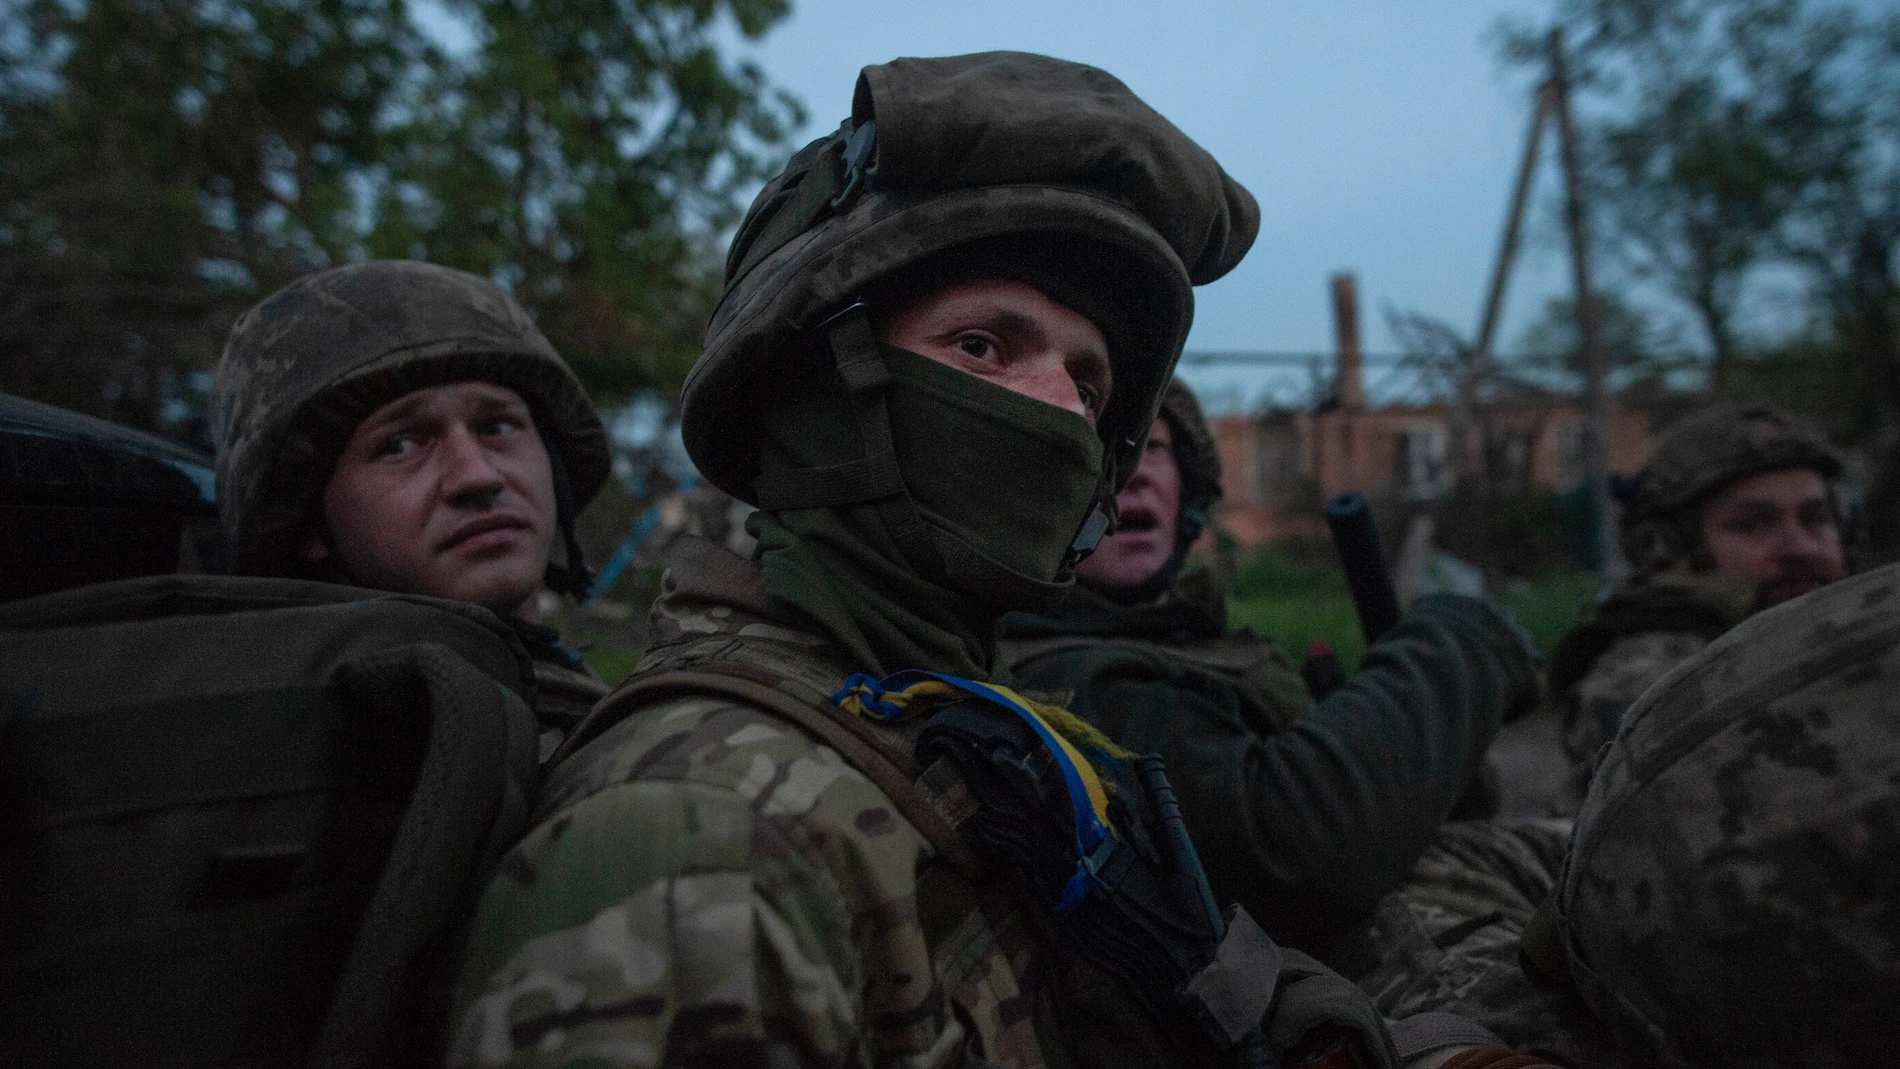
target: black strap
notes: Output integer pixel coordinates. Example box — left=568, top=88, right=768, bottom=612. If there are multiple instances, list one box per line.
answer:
left=315, top=643, right=535, bottom=1069
left=1384, top=1013, right=1504, bottom=1061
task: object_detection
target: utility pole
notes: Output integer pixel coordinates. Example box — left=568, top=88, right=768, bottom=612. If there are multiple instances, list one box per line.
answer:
left=1549, top=27, right=1617, bottom=573
left=1473, top=81, right=1553, bottom=387
left=1457, top=75, right=1553, bottom=499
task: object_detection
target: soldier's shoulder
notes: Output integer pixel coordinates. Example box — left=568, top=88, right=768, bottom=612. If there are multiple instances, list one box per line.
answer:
left=548, top=682, right=916, bottom=838
left=1581, top=629, right=1709, bottom=691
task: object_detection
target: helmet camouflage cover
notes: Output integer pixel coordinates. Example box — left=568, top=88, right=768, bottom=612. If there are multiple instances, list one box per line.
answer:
left=1556, top=561, right=1900, bottom=1067
left=1620, top=402, right=1843, bottom=575
left=213, top=260, right=609, bottom=579
left=687, top=51, right=1259, bottom=510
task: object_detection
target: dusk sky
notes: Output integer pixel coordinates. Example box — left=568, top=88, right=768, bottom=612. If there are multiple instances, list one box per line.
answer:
left=740, top=1, right=1584, bottom=410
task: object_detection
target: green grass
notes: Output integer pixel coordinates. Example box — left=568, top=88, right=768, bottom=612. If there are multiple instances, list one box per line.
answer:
left=578, top=640, right=642, bottom=687
left=1495, top=572, right=1605, bottom=656
left=1227, top=546, right=1602, bottom=672
left=1229, top=593, right=1368, bottom=671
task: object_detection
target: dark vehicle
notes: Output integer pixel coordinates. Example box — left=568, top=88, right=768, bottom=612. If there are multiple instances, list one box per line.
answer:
left=1, top=393, right=220, bottom=602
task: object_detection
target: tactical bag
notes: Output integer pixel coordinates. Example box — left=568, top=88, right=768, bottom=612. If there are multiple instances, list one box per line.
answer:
left=0, top=575, right=541, bottom=1069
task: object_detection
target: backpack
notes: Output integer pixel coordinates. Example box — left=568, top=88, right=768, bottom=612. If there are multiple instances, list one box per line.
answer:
left=0, top=575, right=541, bottom=1069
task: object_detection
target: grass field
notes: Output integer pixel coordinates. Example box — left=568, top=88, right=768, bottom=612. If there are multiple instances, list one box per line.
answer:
left=1230, top=560, right=1602, bottom=672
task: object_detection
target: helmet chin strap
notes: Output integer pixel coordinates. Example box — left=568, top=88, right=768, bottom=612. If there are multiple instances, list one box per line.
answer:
left=541, top=430, right=595, bottom=601
left=748, top=303, right=1093, bottom=616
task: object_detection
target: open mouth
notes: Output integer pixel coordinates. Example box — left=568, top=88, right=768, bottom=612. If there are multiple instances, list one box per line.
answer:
left=1118, top=509, right=1160, bottom=534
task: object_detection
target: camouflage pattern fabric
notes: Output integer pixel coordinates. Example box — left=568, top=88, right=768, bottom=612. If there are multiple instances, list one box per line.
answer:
left=448, top=538, right=1424, bottom=1068
left=1156, top=380, right=1221, bottom=552
left=691, top=52, right=1259, bottom=509
left=447, top=538, right=1051, bottom=1067
left=1551, top=570, right=1752, bottom=807
left=1558, top=630, right=1710, bottom=804
left=1556, top=561, right=1900, bottom=1068
left=1002, top=588, right=1541, bottom=950
left=1353, top=820, right=1621, bottom=1069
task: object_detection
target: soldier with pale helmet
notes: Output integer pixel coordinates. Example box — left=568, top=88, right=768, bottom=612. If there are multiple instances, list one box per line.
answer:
left=1548, top=402, right=1847, bottom=805
left=212, top=260, right=613, bottom=729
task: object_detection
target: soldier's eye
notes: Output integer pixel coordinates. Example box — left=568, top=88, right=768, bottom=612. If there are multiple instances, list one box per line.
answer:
left=954, top=334, right=997, bottom=361
left=379, top=434, right=418, bottom=458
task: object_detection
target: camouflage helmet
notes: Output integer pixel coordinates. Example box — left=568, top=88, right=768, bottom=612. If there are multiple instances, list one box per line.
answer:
left=1157, top=378, right=1223, bottom=549
left=1555, top=561, right=1900, bottom=1067
left=1620, top=403, right=1843, bottom=575
left=212, top=261, right=610, bottom=587
left=686, top=52, right=1258, bottom=511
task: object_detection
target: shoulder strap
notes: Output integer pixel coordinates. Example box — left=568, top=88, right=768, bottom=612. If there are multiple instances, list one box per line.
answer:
left=555, top=662, right=985, bottom=881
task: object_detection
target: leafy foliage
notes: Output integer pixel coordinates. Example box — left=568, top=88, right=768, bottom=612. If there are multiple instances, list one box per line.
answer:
left=367, top=0, right=802, bottom=398
left=1498, top=0, right=1900, bottom=418
left=0, top=0, right=420, bottom=437
left=0, top=0, right=800, bottom=442
left=1514, top=291, right=1677, bottom=384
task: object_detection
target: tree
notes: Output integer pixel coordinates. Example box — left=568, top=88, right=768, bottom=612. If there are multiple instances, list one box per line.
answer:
left=1503, top=0, right=1900, bottom=540
left=1758, top=5, right=1900, bottom=440
left=368, top=0, right=802, bottom=400
left=0, top=0, right=419, bottom=436
left=1515, top=291, right=1672, bottom=385
left=1500, top=0, right=1810, bottom=390
left=1, top=0, right=803, bottom=441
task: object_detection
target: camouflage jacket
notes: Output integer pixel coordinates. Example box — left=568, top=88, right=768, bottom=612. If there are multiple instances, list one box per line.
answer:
left=444, top=539, right=1398, bottom=1068
left=1000, top=588, right=1541, bottom=950
left=1353, top=820, right=1621, bottom=1068
left=1549, top=572, right=1752, bottom=803
left=444, top=538, right=1445, bottom=1068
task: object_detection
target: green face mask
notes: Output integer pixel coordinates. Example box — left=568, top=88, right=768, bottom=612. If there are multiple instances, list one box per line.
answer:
left=882, top=344, right=1105, bottom=589
left=751, top=340, right=1107, bottom=680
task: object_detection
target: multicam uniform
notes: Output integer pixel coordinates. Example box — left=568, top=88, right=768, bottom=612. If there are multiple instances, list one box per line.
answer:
left=448, top=539, right=1408, bottom=1068
left=451, top=540, right=1045, bottom=1067
left=438, top=50, right=1577, bottom=1069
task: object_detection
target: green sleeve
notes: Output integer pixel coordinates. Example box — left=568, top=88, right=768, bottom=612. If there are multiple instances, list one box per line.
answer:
left=1028, top=594, right=1538, bottom=943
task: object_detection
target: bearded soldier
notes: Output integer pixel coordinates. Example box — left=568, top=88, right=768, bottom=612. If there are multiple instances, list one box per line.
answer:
left=442, top=53, right=1562, bottom=1069
left=1369, top=562, right=1900, bottom=1068
left=1548, top=402, right=1847, bottom=804
left=1530, top=559, right=1900, bottom=1068
left=212, top=261, right=613, bottom=733
left=998, top=380, right=1540, bottom=957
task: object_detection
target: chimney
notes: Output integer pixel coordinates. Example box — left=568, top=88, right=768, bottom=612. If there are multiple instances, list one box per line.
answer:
left=1331, top=272, right=1366, bottom=410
